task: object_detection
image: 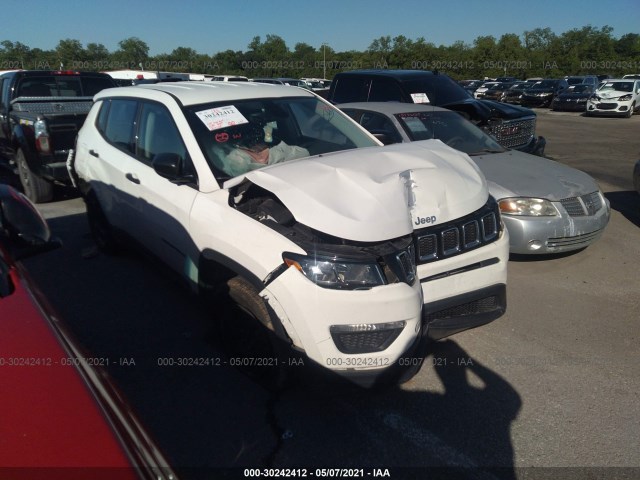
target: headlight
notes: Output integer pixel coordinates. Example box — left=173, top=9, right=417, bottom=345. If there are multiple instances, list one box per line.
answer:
left=498, top=198, right=558, bottom=216
left=283, top=253, right=386, bottom=290
left=618, top=94, right=632, bottom=101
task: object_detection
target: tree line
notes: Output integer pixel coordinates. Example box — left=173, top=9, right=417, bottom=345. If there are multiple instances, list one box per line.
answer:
left=1, top=26, right=639, bottom=80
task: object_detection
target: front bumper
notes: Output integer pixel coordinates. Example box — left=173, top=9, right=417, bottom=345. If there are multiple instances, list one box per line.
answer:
left=522, top=95, right=554, bottom=108
left=502, top=196, right=610, bottom=254
left=261, top=266, right=424, bottom=379
left=586, top=99, right=635, bottom=116
left=516, top=135, right=546, bottom=156
left=552, top=100, right=588, bottom=112
left=261, top=228, right=509, bottom=386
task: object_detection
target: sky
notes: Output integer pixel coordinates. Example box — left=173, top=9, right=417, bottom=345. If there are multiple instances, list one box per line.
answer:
left=2, top=0, right=639, bottom=56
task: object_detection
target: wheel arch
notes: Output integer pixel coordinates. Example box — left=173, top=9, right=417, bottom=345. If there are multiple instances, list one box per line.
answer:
left=198, top=248, right=292, bottom=344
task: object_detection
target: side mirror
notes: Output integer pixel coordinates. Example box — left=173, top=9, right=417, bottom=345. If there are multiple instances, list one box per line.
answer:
left=0, top=185, right=62, bottom=260
left=373, top=133, right=395, bottom=146
left=152, top=153, right=195, bottom=185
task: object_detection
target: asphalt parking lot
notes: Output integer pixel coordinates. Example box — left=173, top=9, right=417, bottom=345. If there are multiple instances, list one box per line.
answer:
left=19, top=110, right=640, bottom=479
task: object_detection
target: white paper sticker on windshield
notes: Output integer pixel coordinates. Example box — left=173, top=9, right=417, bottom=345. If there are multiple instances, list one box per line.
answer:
left=410, top=93, right=430, bottom=104
left=196, top=105, right=249, bottom=131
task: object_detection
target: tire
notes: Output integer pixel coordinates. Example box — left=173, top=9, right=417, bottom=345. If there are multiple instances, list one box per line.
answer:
left=16, top=149, right=53, bottom=203
left=216, top=276, right=293, bottom=390
left=85, top=194, right=120, bottom=253
left=626, top=102, right=635, bottom=118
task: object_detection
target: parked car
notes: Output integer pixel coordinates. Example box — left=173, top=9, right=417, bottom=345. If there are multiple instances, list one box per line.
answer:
left=338, top=102, right=610, bottom=255
left=622, top=74, right=640, bottom=80
left=586, top=78, right=640, bottom=117
left=551, top=84, right=595, bottom=112
left=482, top=82, right=516, bottom=101
left=521, top=79, right=570, bottom=108
left=211, top=75, right=249, bottom=82
left=565, top=75, right=599, bottom=87
left=459, top=79, right=483, bottom=95
left=495, top=76, right=519, bottom=83
left=473, top=81, right=499, bottom=99
left=71, top=82, right=509, bottom=386
left=251, top=78, right=312, bottom=89
left=0, top=184, right=175, bottom=477
left=501, top=82, right=535, bottom=105
left=0, top=70, right=117, bottom=202
left=327, top=70, right=545, bottom=155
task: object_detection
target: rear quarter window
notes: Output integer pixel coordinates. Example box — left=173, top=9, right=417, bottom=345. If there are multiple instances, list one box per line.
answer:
left=331, top=77, right=370, bottom=103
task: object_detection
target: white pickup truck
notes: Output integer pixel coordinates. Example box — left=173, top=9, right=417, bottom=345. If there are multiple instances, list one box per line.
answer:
left=71, top=82, right=509, bottom=386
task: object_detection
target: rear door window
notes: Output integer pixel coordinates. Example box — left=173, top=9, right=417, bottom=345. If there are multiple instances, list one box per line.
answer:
left=103, top=99, right=138, bottom=153
left=136, top=102, right=188, bottom=166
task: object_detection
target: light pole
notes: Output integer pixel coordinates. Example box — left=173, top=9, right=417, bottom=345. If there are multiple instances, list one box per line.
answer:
left=322, top=43, right=327, bottom=80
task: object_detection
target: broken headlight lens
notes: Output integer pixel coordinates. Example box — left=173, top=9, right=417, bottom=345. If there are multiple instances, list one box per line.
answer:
left=283, top=253, right=385, bottom=290
left=498, top=197, right=558, bottom=216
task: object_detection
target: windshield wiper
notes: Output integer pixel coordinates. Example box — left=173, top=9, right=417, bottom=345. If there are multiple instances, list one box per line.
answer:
left=468, top=149, right=507, bottom=156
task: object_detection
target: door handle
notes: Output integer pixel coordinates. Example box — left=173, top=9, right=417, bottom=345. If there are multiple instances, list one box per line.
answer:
left=125, top=173, right=140, bottom=184
left=89, top=149, right=99, bottom=158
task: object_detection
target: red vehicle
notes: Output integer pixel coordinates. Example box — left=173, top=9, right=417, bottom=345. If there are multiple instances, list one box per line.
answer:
left=0, top=184, right=175, bottom=480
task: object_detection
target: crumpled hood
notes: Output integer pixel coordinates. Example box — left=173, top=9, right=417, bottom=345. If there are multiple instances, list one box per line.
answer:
left=472, top=150, right=600, bottom=201
left=225, top=140, right=487, bottom=242
left=596, top=89, right=631, bottom=100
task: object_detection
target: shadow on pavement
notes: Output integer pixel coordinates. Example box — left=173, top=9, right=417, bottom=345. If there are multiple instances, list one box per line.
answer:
left=22, top=208, right=522, bottom=480
left=605, top=190, right=640, bottom=229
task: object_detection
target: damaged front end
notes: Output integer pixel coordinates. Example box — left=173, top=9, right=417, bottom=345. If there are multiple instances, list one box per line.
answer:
left=228, top=180, right=425, bottom=384
left=230, top=181, right=418, bottom=293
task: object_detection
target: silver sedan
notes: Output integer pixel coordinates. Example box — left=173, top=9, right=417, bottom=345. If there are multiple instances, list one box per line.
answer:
left=339, top=102, right=610, bottom=254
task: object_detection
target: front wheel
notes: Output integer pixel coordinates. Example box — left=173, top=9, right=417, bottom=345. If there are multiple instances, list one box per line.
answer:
left=626, top=102, right=635, bottom=118
left=16, top=149, right=53, bottom=203
left=215, top=276, right=293, bottom=390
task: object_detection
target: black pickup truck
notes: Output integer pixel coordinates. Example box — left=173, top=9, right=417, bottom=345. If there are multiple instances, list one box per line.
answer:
left=327, top=70, right=546, bottom=156
left=0, top=70, right=116, bottom=202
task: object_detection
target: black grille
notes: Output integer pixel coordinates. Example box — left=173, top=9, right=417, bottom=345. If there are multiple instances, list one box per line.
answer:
left=417, top=234, right=437, bottom=260
left=442, top=228, right=460, bottom=255
left=330, top=328, right=403, bottom=354
left=414, top=198, right=501, bottom=264
left=424, top=296, right=499, bottom=323
left=396, top=249, right=416, bottom=285
left=462, top=221, right=480, bottom=248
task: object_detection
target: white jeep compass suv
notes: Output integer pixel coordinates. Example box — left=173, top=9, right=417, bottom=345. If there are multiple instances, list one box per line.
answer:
left=71, top=82, right=509, bottom=386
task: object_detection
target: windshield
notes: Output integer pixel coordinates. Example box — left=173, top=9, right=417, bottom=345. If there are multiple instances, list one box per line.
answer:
left=598, top=81, right=634, bottom=92
left=402, top=75, right=472, bottom=105
left=184, top=96, right=378, bottom=179
left=531, top=80, right=557, bottom=89
left=395, top=110, right=505, bottom=155
left=569, top=84, right=593, bottom=93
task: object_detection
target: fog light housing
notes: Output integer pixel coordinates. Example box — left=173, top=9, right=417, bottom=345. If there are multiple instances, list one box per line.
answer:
left=330, top=321, right=406, bottom=354
left=528, top=240, right=543, bottom=251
